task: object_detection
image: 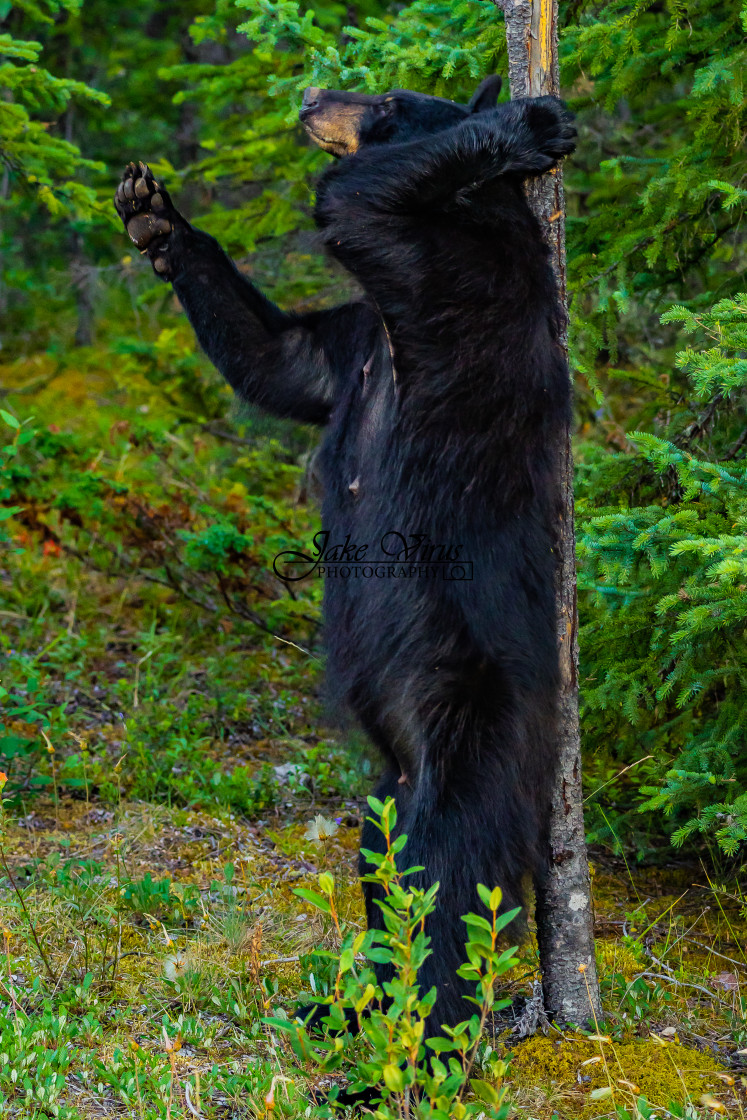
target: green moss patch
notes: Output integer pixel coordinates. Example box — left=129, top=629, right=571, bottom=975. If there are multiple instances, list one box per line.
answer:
left=508, top=1035, right=730, bottom=1116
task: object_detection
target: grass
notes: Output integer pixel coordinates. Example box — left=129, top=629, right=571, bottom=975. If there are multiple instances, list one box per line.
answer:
left=0, top=794, right=364, bottom=1118
left=1, top=348, right=746, bottom=1117
left=1, top=794, right=746, bottom=1117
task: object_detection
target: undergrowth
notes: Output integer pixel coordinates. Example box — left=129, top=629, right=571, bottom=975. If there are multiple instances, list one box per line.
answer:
left=1, top=346, right=746, bottom=1117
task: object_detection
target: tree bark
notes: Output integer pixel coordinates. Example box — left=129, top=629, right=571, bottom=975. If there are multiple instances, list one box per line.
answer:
left=494, top=0, right=601, bottom=1023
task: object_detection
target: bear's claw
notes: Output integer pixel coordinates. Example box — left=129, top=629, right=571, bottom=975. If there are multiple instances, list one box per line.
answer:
left=114, top=161, right=176, bottom=279
left=524, top=97, right=577, bottom=167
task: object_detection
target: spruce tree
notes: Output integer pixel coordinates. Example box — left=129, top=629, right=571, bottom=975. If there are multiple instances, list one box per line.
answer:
left=0, top=0, right=106, bottom=216
left=579, top=294, right=747, bottom=856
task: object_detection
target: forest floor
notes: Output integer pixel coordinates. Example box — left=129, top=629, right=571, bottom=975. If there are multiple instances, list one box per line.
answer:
left=1, top=351, right=746, bottom=1118
left=1, top=786, right=746, bottom=1119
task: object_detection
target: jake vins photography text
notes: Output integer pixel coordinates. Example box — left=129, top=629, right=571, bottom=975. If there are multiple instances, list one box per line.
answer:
left=273, top=531, right=473, bottom=581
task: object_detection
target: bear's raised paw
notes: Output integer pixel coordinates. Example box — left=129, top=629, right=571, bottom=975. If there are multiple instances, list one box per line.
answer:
left=521, top=97, right=577, bottom=170
left=114, top=162, right=175, bottom=277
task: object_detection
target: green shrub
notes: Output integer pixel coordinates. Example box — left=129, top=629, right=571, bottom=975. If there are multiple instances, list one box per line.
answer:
left=272, top=796, right=516, bottom=1117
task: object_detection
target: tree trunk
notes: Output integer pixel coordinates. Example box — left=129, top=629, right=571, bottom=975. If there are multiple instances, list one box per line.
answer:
left=70, top=229, right=94, bottom=348
left=64, top=107, right=94, bottom=348
left=494, top=0, right=601, bottom=1023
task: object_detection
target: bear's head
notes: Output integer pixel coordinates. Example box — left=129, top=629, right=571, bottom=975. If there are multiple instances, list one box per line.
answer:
left=299, top=76, right=502, bottom=157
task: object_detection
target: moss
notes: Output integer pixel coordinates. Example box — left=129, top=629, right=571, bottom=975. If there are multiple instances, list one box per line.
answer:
left=595, top=939, right=643, bottom=981
left=508, top=1035, right=728, bottom=1116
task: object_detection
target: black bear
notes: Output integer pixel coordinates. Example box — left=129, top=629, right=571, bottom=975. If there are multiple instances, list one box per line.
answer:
left=115, top=77, right=576, bottom=1032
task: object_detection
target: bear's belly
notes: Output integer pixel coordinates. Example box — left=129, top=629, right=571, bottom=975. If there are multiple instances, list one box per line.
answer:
left=317, top=328, right=556, bottom=740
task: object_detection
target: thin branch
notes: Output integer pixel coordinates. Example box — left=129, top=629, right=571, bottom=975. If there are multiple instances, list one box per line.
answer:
left=722, top=426, right=747, bottom=461
left=578, top=211, right=701, bottom=290
left=635, top=970, right=730, bottom=1004
left=0, top=849, right=58, bottom=986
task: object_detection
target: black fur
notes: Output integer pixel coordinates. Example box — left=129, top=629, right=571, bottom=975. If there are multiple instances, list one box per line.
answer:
left=115, top=80, right=576, bottom=1032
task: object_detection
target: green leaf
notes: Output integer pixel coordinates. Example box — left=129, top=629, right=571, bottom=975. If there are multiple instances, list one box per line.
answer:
left=470, top=1078, right=500, bottom=1105
left=292, top=887, right=331, bottom=914
left=489, top=886, right=503, bottom=911
left=318, top=871, right=334, bottom=896
left=426, top=1037, right=457, bottom=1053
left=382, top=1063, right=404, bottom=1092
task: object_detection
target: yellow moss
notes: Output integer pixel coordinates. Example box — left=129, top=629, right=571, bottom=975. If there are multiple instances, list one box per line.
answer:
left=334, top=875, right=366, bottom=926
left=508, top=1035, right=728, bottom=1116
left=595, top=939, right=642, bottom=980
left=0, top=353, right=58, bottom=390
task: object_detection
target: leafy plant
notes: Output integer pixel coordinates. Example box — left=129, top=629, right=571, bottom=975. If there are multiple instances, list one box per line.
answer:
left=0, top=409, right=31, bottom=542
left=0, top=415, right=62, bottom=795
left=0, top=981, right=81, bottom=1119
left=272, top=796, right=516, bottom=1116
left=119, top=871, right=200, bottom=924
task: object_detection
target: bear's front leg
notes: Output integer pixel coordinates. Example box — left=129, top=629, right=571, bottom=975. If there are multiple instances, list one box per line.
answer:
left=114, top=161, right=180, bottom=279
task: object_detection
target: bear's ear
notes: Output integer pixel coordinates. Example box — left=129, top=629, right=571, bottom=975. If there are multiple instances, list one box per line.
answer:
left=468, top=75, right=502, bottom=113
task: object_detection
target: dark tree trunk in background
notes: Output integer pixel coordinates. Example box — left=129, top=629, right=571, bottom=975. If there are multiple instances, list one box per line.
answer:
left=70, top=229, right=94, bottom=347
left=0, top=165, right=9, bottom=320
left=64, top=106, right=94, bottom=347
left=494, top=0, right=601, bottom=1023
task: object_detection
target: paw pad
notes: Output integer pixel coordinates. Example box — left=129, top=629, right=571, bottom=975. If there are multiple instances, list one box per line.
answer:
left=114, top=161, right=176, bottom=276
left=125, top=212, right=172, bottom=250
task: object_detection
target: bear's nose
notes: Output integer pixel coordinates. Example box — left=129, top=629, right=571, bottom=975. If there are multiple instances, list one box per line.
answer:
left=302, top=87, right=321, bottom=109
